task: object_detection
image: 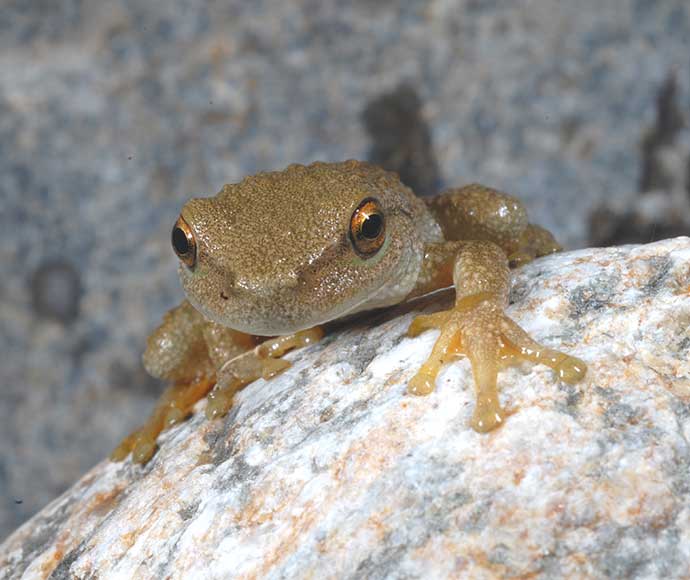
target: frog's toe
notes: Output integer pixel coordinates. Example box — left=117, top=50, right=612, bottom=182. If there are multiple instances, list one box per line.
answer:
left=260, top=357, right=291, bottom=380
left=499, top=317, right=587, bottom=384
left=407, top=318, right=460, bottom=396
left=408, top=366, right=438, bottom=396
left=554, top=355, right=587, bottom=383
left=470, top=400, right=506, bottom=432
left=163, top=406, right=186, bottom=427
left=205, top=349, right=294, bottom=420
left=110, top=431, right=138, bottom=462
left=407, top=311, right=450, bottom=338
left=205, top=381, right=240, bottom=419
left=132, top=437, right=157, bottom=465
left=111, top=376, right=216, bottom=463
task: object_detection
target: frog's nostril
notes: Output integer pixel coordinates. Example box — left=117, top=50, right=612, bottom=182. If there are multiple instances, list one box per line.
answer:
left=280, top=270, right=300, bottom=289
left=220, top=291, right=229, bottom=301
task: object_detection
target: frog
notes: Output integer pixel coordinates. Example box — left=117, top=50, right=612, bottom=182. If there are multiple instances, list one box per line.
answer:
left=112, top=160, right=586, bottom=464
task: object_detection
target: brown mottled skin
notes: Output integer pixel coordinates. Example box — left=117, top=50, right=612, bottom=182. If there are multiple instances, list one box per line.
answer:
left=113, top=160, right=586, bottom=464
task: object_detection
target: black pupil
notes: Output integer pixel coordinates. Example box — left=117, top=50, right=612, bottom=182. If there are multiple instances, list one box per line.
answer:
left=172, top=227, right=190, bottom=255
left=361, top=213, right=383, bottom=239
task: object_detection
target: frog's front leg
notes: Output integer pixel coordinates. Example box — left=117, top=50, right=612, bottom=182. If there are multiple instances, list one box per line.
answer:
left=112, top=301, right=322, bottom=463
left=111, top=301, right=256, bottom=463
left=204, top=327, right=324, bottom=420
left=407, top=241, right=586, bottom=432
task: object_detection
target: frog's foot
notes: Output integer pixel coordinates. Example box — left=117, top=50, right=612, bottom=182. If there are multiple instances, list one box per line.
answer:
left=407, top=296, right=586, bottom=433
left=205, top=327, right=324, bottom=419
left=111, top=375, right=216, bottom=464
left=508, top=224, right=563, bottom=267
left=113, top=327, right=324, bottom=463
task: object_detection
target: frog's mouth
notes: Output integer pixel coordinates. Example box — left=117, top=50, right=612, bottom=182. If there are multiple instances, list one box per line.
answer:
left=191, top=279, right=395, bottom=336
left=318, top=274, right=398, bottom=323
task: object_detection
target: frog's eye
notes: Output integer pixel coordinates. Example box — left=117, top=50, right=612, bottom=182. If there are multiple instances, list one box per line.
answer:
left=172, top=215, right=197, bottom=268
left=350, top=198, right=386, bottom=257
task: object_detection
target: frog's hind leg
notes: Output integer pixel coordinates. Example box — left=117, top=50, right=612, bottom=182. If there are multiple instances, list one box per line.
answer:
left=509, top=224, right=562, bottom=267
left=426, top=184, right=561, bottom=266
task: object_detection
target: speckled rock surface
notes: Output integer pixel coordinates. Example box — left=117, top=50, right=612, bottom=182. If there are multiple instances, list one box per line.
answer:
left=3, top=0, right=690, bottom=539
left=1, top=238, right=689, bottom=579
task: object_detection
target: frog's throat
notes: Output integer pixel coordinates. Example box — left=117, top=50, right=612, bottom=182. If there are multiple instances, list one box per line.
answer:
left=179, top=243, right=418, bottom=335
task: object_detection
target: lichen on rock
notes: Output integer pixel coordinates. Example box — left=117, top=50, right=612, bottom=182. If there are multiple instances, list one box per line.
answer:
left=1, top=238, right=689, bottom=579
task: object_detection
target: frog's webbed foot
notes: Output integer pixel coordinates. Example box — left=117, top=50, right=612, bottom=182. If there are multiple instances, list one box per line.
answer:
left=205, top=327, right=324, bottom=419
left=412, top=193, right=582, bottom=431
left=407, top=296, right=586, bottom=433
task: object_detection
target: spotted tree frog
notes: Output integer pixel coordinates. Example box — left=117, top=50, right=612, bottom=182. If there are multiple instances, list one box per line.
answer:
left=112, top=160, right=585, bottom=463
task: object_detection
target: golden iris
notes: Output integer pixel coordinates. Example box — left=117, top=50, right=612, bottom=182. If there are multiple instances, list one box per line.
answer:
left=350, top=198, right=386, bottom=257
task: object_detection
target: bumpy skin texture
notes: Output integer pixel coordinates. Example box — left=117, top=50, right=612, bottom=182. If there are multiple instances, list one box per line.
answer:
left=113, top=161, right=586, bottom=463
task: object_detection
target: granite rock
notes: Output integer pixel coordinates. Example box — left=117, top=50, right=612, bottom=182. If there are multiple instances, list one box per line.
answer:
left=1, top=238, right=689, bottom=579
left=590, top=74, right=690, bottom=246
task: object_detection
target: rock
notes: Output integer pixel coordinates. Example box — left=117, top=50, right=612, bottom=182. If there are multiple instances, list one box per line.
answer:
left=1, top=238, right=689, bottom=579
left=589, top=74, right=690, bottom=247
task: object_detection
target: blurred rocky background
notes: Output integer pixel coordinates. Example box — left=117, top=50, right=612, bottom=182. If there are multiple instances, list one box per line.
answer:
left=1, top=0, right=689, bottom=540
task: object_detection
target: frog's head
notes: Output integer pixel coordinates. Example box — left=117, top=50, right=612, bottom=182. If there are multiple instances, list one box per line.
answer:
left=172, top=161, right=435, bottom=335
